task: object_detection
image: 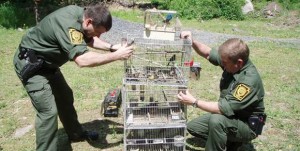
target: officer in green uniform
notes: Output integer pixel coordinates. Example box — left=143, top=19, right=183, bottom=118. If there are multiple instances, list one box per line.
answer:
left=177, top=31, right=265, bottom=151
left=13, top=4, right=133, bottom=151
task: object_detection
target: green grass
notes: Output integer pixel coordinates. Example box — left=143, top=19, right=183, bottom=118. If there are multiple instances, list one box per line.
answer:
left=1, top=9, right=300, bottom=150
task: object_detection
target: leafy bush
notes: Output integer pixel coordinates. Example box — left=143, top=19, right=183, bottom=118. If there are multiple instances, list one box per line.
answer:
left=151, top=0, right=171, bottom=10
left=0, top=2, right=18, bottom=28
left=0, top=1, right=35, bottom=28
left=278, top=0, right=300, bottom=10
left=152, top=0, right=245, bottom=20
left=168, top=0, right=196, bottom=19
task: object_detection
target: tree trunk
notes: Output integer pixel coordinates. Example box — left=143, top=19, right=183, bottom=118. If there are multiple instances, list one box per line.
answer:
left=34, top=0, right=41, bottom=24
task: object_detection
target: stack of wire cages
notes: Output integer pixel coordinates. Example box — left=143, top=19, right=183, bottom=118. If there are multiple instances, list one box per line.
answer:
left=122, top=34, right=192, bottom=151
left=123, top=84, right=187, bottom=151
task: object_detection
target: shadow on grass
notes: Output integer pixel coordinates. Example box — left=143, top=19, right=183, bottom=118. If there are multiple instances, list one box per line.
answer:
left=185, top=137, right=205, bottom=151
left=57, top=119, right=123, bottom=151
left=185, top=136, right=257, bottom=151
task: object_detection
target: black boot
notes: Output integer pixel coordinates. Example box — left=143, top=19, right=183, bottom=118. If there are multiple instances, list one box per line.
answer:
left=69, top=130, right=99, bottom=142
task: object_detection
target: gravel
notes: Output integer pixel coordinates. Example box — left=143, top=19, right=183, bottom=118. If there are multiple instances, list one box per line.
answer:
left=102, top=17, right=300, bottom=49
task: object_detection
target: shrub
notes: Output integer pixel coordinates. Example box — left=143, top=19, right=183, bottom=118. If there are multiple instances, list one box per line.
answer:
left=169, top=0, right=196, bottom=19
left=0, top=2, right=18, bottom=28
left=152, top=0, right=245, bottom=20
left=0, top=1, right=35, bottom=29
left=278, top=0, right=300, bottom=10
left=151, top=0, right=171, bottom=10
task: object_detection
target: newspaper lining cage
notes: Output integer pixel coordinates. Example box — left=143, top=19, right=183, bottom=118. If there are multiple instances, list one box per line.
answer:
left=124, top=38, right=192, bottom=86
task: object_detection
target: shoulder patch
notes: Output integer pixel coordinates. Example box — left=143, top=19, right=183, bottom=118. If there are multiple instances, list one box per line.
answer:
left=69, top=29, right=83, bottom=44
left=233, top=84, right=251, bottom=101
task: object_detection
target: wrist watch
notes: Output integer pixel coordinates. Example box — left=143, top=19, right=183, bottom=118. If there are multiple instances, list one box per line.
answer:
left=109, top=44, right=115, bottom=52
left=192, top=100, right=198, bottom=108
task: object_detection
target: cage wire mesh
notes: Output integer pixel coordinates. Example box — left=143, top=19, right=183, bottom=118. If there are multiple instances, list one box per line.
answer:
left=125, top=125, right=186, bottom=151
left=124, top=38, right=192, bottom=86
left=123, top=85, right=187, bottom=125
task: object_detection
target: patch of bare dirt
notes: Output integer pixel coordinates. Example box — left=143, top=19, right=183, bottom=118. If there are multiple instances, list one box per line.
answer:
left=274, top=11, right=300, bottom=28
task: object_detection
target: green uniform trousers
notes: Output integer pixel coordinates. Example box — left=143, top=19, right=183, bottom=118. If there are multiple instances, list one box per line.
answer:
left=13, top=52, right=84, bottom=151
left=187, top=113, right=256, bottom=151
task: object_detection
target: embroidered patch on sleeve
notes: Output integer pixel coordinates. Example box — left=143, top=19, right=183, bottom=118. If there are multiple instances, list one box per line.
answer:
left=233, top=84, right=251, bottom=101
left=69, top=29, right=83, bottom=44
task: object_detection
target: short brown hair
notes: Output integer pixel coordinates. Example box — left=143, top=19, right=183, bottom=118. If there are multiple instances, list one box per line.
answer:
left=84, top=3, right=112, bottom=31
left=218, top=38, right=249, bottom=64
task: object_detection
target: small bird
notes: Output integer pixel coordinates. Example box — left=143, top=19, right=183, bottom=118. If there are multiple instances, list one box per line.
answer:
left=164, top=14, right=173, bottom=24
left=167, top=54, right=176, bottom=66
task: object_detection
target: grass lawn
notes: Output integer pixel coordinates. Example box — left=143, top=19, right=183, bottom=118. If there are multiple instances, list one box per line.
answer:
left=0, top=9, right=300, bottom=151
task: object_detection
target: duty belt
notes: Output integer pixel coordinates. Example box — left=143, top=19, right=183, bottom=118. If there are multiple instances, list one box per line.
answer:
left=18, top=46, right=44, bottom=82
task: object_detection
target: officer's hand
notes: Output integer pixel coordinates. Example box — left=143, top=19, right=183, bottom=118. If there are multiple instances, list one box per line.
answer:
left=113, top=39, right=134, bottom=50
left=112, top=43, right=122, bottom=50
left=114, top=45, right=134, bottom=60
left=177, top=89, right=196, bottom=106
left=180, top=31, right=192, bottom=41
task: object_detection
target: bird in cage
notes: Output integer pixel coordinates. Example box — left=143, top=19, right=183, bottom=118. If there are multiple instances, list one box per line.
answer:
left=163, top=14, right=173, bottom=24
left=167, top=54, right=176, bottom=66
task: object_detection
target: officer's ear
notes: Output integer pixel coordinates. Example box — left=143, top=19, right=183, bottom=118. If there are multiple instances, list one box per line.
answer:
left=83, top=18, right=93, bottom=28
left=236, top=58, right=244, bottom=68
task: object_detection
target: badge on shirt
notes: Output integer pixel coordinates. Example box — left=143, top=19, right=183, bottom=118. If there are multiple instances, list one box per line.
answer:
left=69, top=29, right=83, bottom=44
left=233, top=84, right=251, bottom=101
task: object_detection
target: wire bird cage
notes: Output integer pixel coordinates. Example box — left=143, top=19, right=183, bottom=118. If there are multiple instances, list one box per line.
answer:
left=123, top=85, right=187, bottom=126
left=143, top=9, right=182, bottom=41
left=124, top=38, right=192, bottom=86
left=144, top=9, right=180, bottom=31
left=125, top=125, right=186, bottom=151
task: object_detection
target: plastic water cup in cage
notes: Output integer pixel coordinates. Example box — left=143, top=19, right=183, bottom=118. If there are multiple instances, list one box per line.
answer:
left=190, top=62, right=201, bottom=80
left=171, top=113, right=180, bottom=120
left=174, top=135, right=184, bottom=147
left=127, top=140, right=136, bottom=145
left=121, top=38, right=127, bottom=46
left=153, top=139, right=164, bottom=144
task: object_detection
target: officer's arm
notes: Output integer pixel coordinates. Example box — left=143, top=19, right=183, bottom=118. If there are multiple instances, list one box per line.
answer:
left=177, top=90, right=222, bottom=114
left=192, top=40, right=212, bottom=60
left=74, top=45, right=133, bottom=67
left=74, top=51, right=118, bottom=67
left=180, top=31, right=211, bottom=60
left=193, top=100, right=222, bottom=114
left=88, top=36, right=120, bottom=52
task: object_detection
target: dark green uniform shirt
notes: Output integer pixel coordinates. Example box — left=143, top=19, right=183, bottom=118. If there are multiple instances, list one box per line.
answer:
left=209, top=49, right=265, bottom=119
left=20, top=5, right=90, bottom=68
